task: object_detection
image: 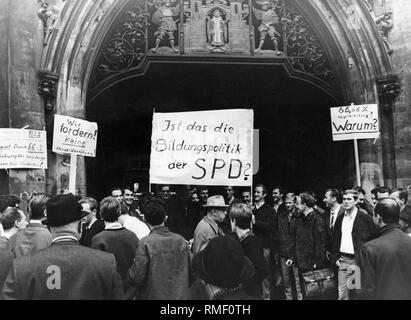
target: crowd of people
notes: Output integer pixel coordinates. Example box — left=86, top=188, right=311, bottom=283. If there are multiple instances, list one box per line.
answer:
left=0, top=183, right=411, bottom=300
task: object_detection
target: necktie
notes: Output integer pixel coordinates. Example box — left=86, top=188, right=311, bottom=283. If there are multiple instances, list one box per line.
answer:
left=330, top=212, right=335, bottom=230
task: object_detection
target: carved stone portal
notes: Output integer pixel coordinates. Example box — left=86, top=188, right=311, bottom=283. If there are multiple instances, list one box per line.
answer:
left=184, top=0, right=250, bottom=54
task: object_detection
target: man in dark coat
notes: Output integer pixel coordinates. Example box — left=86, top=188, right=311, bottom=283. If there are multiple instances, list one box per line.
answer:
left=252, top=184, right=275, bottom=300
left=228, top=202, right=268, bottom=299
left=360, top=197, right=411, bottom=299
left=9, top=194, right=52, bottom=258
left=323, top=188, right=344, bottom=255
left=128, top=198, right=191, bottom=300
left=331, top=189, right=376, bottom=300
left=167, top=186, right=202, bottom=241
left=79, top=197, right=105, bottom=247
left=0, top=207, right=27, bottom=293
left=2, top=193, right=124, bottom=300
left=92, top=196, right=139, bottom=300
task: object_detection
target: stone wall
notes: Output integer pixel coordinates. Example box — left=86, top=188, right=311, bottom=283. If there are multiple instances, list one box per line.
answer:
left=390, top=0, right=411, bottom=189
left=0, top=0, right=46, bottom=195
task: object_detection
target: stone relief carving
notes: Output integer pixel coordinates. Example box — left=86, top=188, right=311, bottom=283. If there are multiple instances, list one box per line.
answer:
left=206, top=8, right=229, bottom=52
left=37, top=1, right=62, bottom=47
left=90, top=0, right=337, bottom=92
left=252, top=0, right=282, bottom=55
left=150, top=0, right=180, bottom=53
left=363, top=0, right=393, bottom=55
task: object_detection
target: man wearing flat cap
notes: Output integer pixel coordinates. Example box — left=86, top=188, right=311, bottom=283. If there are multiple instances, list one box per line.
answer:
left=192, top=195, right=228, bottom=254
left=360, top=197, right=411, bottom=299
left=2, top=193, right=124, bottom=300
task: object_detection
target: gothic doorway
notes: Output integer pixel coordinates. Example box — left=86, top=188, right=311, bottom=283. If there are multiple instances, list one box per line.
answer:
left=85, top=61, right=353, bottom=200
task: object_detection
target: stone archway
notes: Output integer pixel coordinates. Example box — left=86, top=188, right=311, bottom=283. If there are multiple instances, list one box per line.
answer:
left=36, top=0, right=395, bottom=195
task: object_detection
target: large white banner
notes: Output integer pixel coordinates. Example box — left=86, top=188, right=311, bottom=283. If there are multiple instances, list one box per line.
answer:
left=330, top=104, right=379, bottom=141
left=0, top=129, right=47, bottom=169
left=52, top=115, right=98, bottom=157
left=150, top=109, right=253, bottom=186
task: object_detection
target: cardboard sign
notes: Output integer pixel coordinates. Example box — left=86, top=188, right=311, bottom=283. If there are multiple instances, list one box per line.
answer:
left=149, top=109, right=253, bottom=186
left=52, top=115, right=98, bottom=157
left=330, top=104, right=379, bottom=141
left=0, top=129, right=47, bottom=169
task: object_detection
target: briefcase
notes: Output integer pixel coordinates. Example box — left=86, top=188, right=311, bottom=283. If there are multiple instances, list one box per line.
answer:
left=301, top=268, right=336, bottom=298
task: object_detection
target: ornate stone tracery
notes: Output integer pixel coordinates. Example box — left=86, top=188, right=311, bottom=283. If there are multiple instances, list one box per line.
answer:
left=89, top=0, right=339, bottom=95
left=93, top=4, right=147, bottom=86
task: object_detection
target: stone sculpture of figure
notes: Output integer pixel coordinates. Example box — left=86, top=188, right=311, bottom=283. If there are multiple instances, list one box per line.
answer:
left=37, top=2, right=60, bottom=46
left=375, top=11, right=394, bottom=55
left=207, top=9, right=228, bottom=47
left=252, top=1, right=282, bottom=54
left=151, top=0, right=180, bottom=53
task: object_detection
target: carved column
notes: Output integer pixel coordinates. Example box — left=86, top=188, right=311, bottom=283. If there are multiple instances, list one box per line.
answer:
left=377, top=74, right=400, bottom=188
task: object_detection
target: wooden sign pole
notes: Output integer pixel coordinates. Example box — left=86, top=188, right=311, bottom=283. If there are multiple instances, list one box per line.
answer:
left=69, top=154, right=77, bottom=194
left=353, top=139, right=361, bottom=187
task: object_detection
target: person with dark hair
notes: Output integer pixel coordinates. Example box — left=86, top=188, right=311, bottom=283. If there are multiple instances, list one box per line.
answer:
left=192, top=235, right=258, bottom=300
left=3, top=193, right=124, bottom=300
left=228, top=203, right=268, bottom=299
left=197, top=186, right=209, bottom=217
left=0, top=207, right=27, bottom=293
left=123, top=186, right=142, bottom=219
left=352, top=186, right=374, bottom=216
left=110, top=187, right=123, bottom=200
left=323, top=188, right=344, bottom=252
left=92, top=197, right=139, bottom=299
left=79, top=197, right=105, bottom=247
left=241, top=190, right=252, bottom=206
left=376, top=186, right=390, bottom=201
left=9, top=195, right=52, bottom=258
left=289, top=193, right=328, bottom=299
left=0, top=195, right=20, bottom=214
left=128, top=198, right=191, bottom=300
left=158, top=185, right=172, bottom=203
left=252, top=184, right=275, bottom=300
left=167, top=185, right=202, bottom=241
left=370, top=187, right=378, bottom=206
left=272, top=186, right=285, bottom=213
left=390, top=188, right=411, bottom=236
left=198, top=186, right=209, bottom=205
left=331, top=189, right=376, bottom=300
left=277, top=193, right=302, bottom=300
left=360, top=198, right=411, bottom=299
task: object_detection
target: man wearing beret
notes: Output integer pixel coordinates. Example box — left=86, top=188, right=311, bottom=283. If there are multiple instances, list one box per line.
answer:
left=2, top=193, right=124, bottom=300
left=360, top=198, right=411, bottom=299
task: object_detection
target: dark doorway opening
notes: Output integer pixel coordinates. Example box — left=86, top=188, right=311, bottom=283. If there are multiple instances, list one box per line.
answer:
left=86, top=62, right=353, bottom=201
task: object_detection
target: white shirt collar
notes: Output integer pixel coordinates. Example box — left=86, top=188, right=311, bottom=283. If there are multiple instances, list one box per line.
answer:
left=104, top=222, right=123, bottom=230
left=29, top=219, right=44, bottom=224
left=344, top=206, right=358, bottom=219
left=331, top=204, right=341, bottom=215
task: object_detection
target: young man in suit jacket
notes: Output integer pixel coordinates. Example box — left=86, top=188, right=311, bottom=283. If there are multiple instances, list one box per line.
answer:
left=2, top=193, right=124, bottom=300
left=331, top=189, right=376, bottom=300
left=9, top=194, right=52, bottom=258
left=323, top=189, right=344, bottom=253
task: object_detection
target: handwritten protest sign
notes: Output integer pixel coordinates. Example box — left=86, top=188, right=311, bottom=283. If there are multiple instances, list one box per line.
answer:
left=330, top=104, right=379, bottom=141
left=52, top=115, right=98, bottom=157
left=149, top=109, right=253, bottom=186
left=0, top=129, right=47, bottom=169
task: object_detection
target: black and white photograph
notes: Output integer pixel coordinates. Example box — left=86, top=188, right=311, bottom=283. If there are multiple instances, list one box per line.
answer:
left=1, top=0, right=411, bottom=311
